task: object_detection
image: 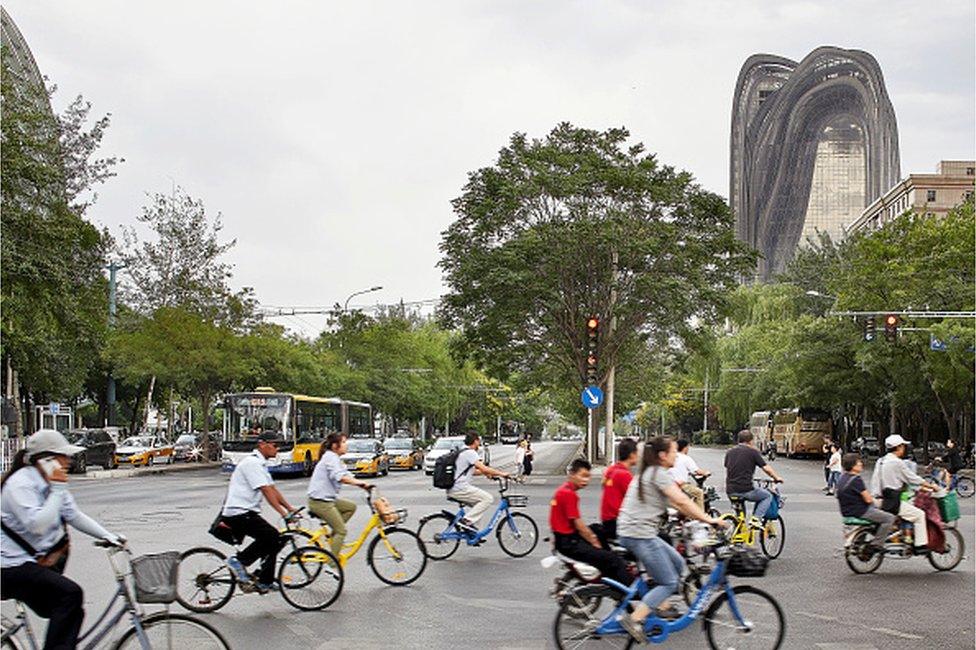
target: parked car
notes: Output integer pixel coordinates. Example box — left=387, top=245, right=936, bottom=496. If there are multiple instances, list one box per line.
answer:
left=114, top=435, right=175, bottom=466
left=65, top=429, right=117, bottom=473
left=341, top=438, right=389, bottom=477
left=173, top=432, right=222, bottom=462
left=384, top=437, right=425, bottom=471
left=854, top=436, right=880, bottom=457
left=423, top=435, right=491, bottom=475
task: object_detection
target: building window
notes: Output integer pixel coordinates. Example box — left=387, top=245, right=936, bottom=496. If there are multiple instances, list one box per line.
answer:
left=926, top=190, right=936, bottom=202
left=966, top=167, right=974, bottom=175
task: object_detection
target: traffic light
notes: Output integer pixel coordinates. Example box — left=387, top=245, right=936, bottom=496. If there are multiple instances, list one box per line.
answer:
left=884, top=314, right=899, bottom=342
left=863, top=316, right=876, bottom=342
left=586, top=317, right=599, bottom=385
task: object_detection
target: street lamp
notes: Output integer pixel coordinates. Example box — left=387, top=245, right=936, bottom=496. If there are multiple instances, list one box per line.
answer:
left=805, top=290, right=837, bottom=300
left=343, top=285, right=383, bottom=312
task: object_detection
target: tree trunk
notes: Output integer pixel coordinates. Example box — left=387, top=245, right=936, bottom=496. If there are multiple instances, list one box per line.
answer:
left=143, top=375, right=156, bottom=432
left=130, top=386, right=145, bottom=433
left=200, top=386, right=212, bottom=461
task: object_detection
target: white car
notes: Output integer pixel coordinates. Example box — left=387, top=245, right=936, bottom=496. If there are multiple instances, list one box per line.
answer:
left=423, top=436, right=490, bottom=475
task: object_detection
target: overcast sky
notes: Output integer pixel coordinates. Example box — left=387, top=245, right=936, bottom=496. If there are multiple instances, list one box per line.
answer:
left=6, top=1, right=975, bottom=336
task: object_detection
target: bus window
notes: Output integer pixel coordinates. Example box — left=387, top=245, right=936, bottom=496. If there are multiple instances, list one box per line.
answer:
left=347, top=404, right=372, bottom=437
left=296, top=401, right=341, bottom=443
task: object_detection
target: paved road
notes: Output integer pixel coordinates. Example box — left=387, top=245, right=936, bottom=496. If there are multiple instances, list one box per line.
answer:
left=4, top=443, right=973, bottom=649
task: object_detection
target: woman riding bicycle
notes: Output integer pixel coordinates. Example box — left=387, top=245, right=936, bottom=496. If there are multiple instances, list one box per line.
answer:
left=615, top=436, right=727, bottom=643
left=307, top=432, right=372, bottom=558
left=1, top=429, right=124, bottom=650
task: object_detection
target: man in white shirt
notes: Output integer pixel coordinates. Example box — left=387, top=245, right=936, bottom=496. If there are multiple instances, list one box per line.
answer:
left=448, top=432, right=512, bottom=533
left=670, top=439, right=710, bottom=509
left=870, top=434, right=938, bottom=552
left=220, top=432, right=297, bottom=592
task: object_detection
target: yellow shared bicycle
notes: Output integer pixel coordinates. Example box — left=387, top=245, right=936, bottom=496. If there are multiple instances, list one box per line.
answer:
left=286, top=486, right=429, bottom=586
left=720, top=479, right=786, bottom=559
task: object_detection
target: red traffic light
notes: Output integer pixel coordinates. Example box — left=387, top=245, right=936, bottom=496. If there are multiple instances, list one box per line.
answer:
left=885, top=315, right=898, bottom=327
left=587, top=355, right=597, bottom=367
left=587, top=317, right=599, bottom=330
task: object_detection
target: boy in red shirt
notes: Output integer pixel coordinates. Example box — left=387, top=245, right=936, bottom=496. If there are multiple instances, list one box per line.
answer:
left=550, top=458, right=631, bottom=586
left=600, top=438, right=639, bottom=541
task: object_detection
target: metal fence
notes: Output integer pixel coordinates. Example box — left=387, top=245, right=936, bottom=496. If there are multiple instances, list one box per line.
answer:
left=1, top=437, right=24, bottom=474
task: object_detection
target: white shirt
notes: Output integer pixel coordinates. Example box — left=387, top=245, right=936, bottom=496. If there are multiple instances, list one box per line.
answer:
left=307, top=450, right=350, bottom=501
left=448, top=448, right=480, bottom=492
left=223, top=450, right=273, bottom=516
left=870, top=452, right=924, bottom=497
left=669, top=452, right=700, bottom=484
left=827, top=451, right=842, bottom=472
left=1, top=467, right=80, bottom=568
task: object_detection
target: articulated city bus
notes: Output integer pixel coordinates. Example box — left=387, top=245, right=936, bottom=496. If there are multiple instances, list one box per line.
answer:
left=221, top=388, right=373, bottom=475
left=749, top=411, right=773, bottom=449
left=771, top=407, right=832, bottom=457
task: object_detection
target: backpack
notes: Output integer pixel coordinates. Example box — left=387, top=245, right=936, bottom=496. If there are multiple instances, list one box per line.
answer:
left=432, top=447, right=472, bottom=490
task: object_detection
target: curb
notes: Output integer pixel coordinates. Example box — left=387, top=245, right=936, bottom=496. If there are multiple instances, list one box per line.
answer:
left=80, top=461, right=222, bottom=481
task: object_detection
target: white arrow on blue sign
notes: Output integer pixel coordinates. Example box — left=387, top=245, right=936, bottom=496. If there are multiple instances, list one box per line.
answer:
left=581, top=386, right=604, bottom=409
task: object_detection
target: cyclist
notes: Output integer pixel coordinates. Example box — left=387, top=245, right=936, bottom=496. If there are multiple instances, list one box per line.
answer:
left=550, top=458, right=631, bottom=585
left=307, top=432, right=372, bottom=558
left=219, top=431, right=298, bottom=593
left=670, top=439, right=710, bottom=509
left=599, top=438, right=638, bottom=542
left=616, top=436, right=727, bottom=643
left=941, top=438, right=965, bottom=488
left=835, top=453, right=895, bottom=552
left=1, top=429, right=124, bottom=650
left=724, top=430, right=784, bottom=529
left=449, top=431, right=512, bottom=533
left=870, top=434, right=938, bottom=552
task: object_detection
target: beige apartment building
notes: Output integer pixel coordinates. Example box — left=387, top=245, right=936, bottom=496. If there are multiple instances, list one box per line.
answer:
left=847, top=160, right=975, bottom=233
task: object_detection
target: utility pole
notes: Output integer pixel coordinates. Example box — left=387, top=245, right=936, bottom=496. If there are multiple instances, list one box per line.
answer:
left=703, top=369, right=709, bottom=434
left=106, top=261, right=124, bottom=426
left=604, top=249, right=618, bottom=463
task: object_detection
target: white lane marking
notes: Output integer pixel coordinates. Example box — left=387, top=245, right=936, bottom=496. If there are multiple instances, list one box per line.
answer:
left=796, top=611, right=838, bottom=621
left=868, top=627, right=923, bottom=640
left=797, top=611, right=923, bottom=641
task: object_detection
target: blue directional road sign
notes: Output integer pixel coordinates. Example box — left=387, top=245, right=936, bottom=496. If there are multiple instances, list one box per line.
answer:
left=581, top=386, right=604, bottom=409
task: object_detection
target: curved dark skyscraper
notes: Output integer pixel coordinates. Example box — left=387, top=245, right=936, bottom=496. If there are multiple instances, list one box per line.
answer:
left=730, top=47, right=900, bottom=280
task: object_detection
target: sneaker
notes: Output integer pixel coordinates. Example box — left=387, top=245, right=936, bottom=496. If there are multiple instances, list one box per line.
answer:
left=255, top=581, right=279, bottom=593
left=617, top=614, right=647, bottom=644
left=226, top=556, right=252, bottom=583
left=456, top=518, right=478, bottom=535
left=655, top=602, right=684, bottom=621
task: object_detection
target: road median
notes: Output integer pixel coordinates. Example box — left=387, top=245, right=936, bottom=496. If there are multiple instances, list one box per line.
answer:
left=81, top=461, right=222, bottom=480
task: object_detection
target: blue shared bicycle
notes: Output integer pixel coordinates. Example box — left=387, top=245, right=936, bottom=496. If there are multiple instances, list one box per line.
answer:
left=553, top=530, right=785, bottom=649
left=417, top=477, right=539, bottom=559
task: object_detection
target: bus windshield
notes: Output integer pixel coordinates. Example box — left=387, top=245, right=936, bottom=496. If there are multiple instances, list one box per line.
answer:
left=225, top=394, right=291, bottom=449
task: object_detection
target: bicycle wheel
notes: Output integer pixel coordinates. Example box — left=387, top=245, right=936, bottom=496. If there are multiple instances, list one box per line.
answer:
left=496, top=512, right=539, bottom=557
left=367, top=527, right=428, bottom=586
left=114, top=612, right=229, bottom=649
left=176, top=547, right=235, bottom=613
left=703, top=585, right=785, bottom=650
left=844, top=529, right=884, bottom=574
left=417, top=513, right=461, bottom=560
left=760, top=516, right=786, bottom=559
left=928, top=528, right=965, bottom=571
left=278, top=545, right=344, bottom=610
left=955, top=476, right=975, bottom=498
left=553, top=584, right=633, bottom=650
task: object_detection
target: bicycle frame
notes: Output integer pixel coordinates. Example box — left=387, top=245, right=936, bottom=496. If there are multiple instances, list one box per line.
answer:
left=304, top=512, right=389, bottom=566
left=3, top=547, right=154, bottom=650
left=437, top=497, right=516, bottom=545
left=726, top=482, right=783, bottom=546
left=592, top=559, right=745, bottom=643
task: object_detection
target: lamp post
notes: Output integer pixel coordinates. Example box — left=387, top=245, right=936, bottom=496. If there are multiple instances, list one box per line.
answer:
left=343, top=286, right=383, bottom=312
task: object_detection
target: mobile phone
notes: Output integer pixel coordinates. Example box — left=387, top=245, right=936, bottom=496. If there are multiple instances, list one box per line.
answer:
left=38, top=457, right=62, bottom=478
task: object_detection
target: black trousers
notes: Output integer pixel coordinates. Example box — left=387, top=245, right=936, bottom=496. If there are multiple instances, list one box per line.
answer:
left=2, top=562, right=84, bottom=650
left=600, top=519, right=617, bottom=545
left=223, top=512, right=287, bottom=583
left=553, top=532, right=631, bottom=586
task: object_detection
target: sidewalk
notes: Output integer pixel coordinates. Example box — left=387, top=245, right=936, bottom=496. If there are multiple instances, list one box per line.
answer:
left=78, top=461, right=222, bottom=481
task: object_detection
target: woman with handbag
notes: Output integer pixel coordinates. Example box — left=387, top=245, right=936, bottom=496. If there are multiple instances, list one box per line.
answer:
left=1, top=430, right=124, bottom=650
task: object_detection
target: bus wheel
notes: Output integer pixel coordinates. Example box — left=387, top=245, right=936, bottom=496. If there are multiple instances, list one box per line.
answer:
left=303, top=453, right=313, bottom=477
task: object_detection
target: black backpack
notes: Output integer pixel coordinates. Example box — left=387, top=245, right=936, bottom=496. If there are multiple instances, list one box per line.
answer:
left=432, top=447, right=472, bottom=490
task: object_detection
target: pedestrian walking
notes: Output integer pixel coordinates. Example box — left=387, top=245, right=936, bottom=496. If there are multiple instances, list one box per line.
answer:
left=513, top=439, right=527, bottom=477
left=821, top=438, right=832, bottom=492
left=826, top=444, right=842, bottom=495
left=522, top=440, right=534, bottom=476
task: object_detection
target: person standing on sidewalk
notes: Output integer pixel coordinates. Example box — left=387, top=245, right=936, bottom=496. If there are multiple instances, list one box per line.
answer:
left=221, top=431, right=298, bottom=592
left=600, top=438, right=638, bottom=541
left=307, top=432, right=372, bottom=558
left=826, top=444, right=842, bottom=496
left=513, top=439, right=527, bottom=478
left=821, top=438, right=833, bottom=492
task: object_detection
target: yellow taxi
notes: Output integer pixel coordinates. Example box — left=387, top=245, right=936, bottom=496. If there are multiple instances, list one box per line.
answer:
left=341, top=438, right=389, bottom=477
left=384, top=437, right=425, bottom=471
left=114, top=435, right=175, bottom=466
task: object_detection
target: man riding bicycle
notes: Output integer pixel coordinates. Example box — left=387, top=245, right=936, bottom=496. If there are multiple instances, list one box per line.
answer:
left=550, top=458, right=631, bottom=586
left=449, top=431, right=512, bottom=533
left=724, top=430, right=784, bottom=529
left=671, top=439, right=711, bottom=509
left=220, top=431, right=298, bottom=593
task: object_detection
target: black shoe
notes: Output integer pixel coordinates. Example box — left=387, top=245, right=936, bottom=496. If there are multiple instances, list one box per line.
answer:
left=913, top=546, right=930, bottom=556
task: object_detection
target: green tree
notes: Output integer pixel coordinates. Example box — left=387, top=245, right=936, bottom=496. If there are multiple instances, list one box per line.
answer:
left=439, top=123, right=756, bottom=430
left=1, top=52, right=119, bottom=433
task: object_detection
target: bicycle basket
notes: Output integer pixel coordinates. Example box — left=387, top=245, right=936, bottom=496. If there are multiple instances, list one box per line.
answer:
left=507, top=494, right=529, bottom=508
left=726, top=549, right=769, bottom=577
left=131, top=551, right=180, bottom=604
